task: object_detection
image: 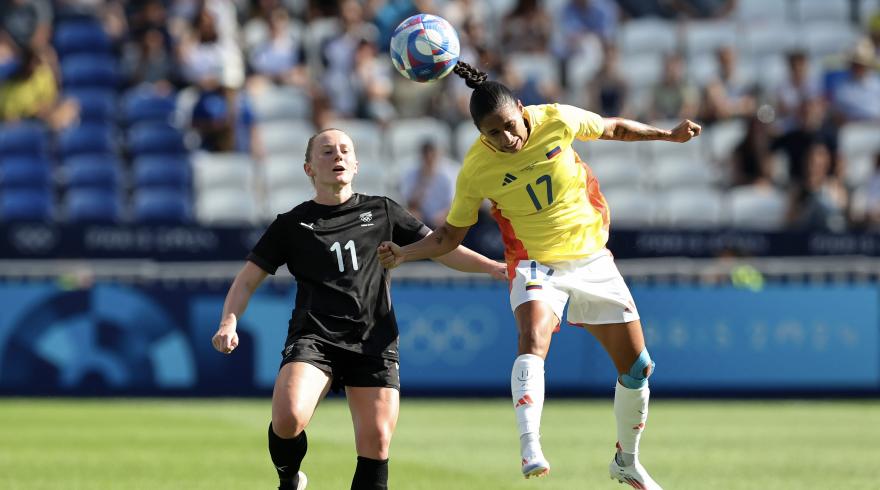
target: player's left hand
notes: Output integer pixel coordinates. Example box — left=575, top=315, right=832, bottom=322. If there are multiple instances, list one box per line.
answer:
left=669, top=119, right=701, bottom=143
left=488, top=262, right=508, bottom=281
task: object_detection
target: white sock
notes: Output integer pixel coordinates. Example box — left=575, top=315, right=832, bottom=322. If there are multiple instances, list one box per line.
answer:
left=614, top=380, right=650, bottom=460
left=511, top=354, right=545, bottom=456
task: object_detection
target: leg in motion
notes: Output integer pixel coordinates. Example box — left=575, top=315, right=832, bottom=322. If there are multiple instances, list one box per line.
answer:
left=512, top=301, right=558, bottom=479
left=587, top=320, right=663, bottom=490
left=347, top=386, right=399, bottom=490
left=270, top=361, right=331, bottom=490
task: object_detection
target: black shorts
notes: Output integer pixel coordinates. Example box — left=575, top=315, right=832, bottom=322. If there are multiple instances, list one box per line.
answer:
left=280, top=337, right=400, bottom=392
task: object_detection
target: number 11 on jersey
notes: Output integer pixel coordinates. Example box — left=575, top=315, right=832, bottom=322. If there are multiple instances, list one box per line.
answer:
left=330, top=240, right=359, bottom=272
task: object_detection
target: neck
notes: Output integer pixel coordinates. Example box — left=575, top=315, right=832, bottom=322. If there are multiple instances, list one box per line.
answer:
left=313, top=184, right=354, bottom=206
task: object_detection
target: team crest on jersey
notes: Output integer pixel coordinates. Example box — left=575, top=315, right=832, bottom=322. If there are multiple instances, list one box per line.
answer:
left=359, top=211, right=373, bottom=223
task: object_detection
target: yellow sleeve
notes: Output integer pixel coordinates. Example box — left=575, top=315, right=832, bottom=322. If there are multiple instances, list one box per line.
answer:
left=446, top=162, right=482, bottom=228
left=557, top=104, right=605, bottom=141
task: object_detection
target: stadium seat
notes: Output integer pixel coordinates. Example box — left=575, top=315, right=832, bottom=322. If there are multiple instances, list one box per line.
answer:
left=53, top=19, right=112, bottom=58
left=260, top=120, right=313, bottom=156
left=265, top=155, right=308, bottom=191
left=133, top=155, right=191, bottom=191
left=60, top=54, right=119, bottom=89
left=127, top=123, right=187, bottom=156
left=133, top=189, right=193, bottom=224
left=619, top=52, right=665, bottom=90
left=0, top=122, right=49, bottom=157
left=192, top=151, right=255, bottom=193
left=799, top=22, right=861, bottom=59
left=65, top=89, right=116, bottom=123
left=652, top=159, right=717, bottom=190
left=387, top=118, right=451, bottom=161
left=656, top=187, right=727, bottom=228
left=62, top=156, right=122, bottom=190
left=265, top=185, right=314, bottom=220
left=682, top=20, right=738, bottom=58
left=0, top=188, right=53, bottom=221
left=617, top=19, right=678, bottom=56
left=839, top=122, right=880, bottom=161
left=0, top=156, right=52, bottom=190
left=728, top=186, right=787, bottom=230
left=588, top=155, right=649, bottom=190
left=574, top=138, right=640, bottom=163
left=58, top=124, right=115, bottom=157
left=122, top=89, right=177, bottom=127
left=250, top=84, right=311, bottom=121
left=453, top=120, right=480, bottom=160
left=509, top=53, right=560, bottom=87
left=740, top=23, right=800, bottom=60
left=844, top=155, right=876, bottom=188
left=64, top=188, right=121, bottom=223
left=564, top=40, right=604, bottom=92
left=734, top=0, right=790, bottom=23
left=793, top=0, right=851, bottom=23
left=707, top=119, right=747, bottom=162
left=196, top=188, right=258, bottom=226
left=601, top=189, right=658, bottom=227
left=644, top=130, right=704, bottom=164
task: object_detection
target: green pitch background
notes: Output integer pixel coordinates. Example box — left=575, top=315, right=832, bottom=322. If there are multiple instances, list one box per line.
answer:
left=1, top=398, right=877, bottom=489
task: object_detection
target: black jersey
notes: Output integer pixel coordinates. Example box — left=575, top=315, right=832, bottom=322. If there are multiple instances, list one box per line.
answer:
left=248, top=194, right=429, bottom=360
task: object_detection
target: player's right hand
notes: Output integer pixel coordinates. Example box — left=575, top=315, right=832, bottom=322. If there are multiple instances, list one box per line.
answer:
left=377, top=241, right=405, bottom=269
left=212, top=313, right=239, bottom=354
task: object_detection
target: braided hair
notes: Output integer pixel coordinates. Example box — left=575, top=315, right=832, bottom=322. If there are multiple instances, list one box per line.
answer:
left=452, top=60, right=518, bottom=128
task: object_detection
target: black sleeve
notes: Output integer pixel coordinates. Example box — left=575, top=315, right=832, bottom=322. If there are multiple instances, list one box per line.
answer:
left=246, top=216, right=289, bottom=275
left=385, top=198, right=431, bottom=246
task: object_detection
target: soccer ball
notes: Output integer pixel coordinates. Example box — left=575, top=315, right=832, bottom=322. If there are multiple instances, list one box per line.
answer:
left=389, top=14, right=460, bottom=83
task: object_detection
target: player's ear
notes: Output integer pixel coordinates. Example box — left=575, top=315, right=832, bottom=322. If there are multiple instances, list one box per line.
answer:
left=303, top=162, right=314, bottom=177
left=516, top=99, right=524, bottom=112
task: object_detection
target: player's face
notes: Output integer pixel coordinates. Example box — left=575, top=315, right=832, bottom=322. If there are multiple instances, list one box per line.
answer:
left=304, top=130, right=359, bottom=187
left=478, top=100, right=528, bottom=154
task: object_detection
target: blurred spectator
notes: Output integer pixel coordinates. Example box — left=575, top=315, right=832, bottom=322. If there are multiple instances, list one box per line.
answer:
left=785, top=142, right=848, bottom=232
left=648, top=53, right=699, bottom=121
left=852, top=153, right=880, bottom=231
left=558, top=0, right=619, bottom=47
left=774, top=50, right=821, bottom=133
left=830, top=39, right=880, bottom=123
left=700, top=46, right=757, bottom=124
left=869, top=13, right=880, bottom=59
left=772, top=98, right=838, bottom=185
left=441, top=0, right=488, bottom=31
left=399, top=140, right=458, bottom=228
left=122, top=27, right=178, bottom=89
left=0, top=47, right=77, bottom=130
left=667, top=0, right=735, bottom=19
left=191, top=88, right=263, bottom=157
left=587, top=43, right=629, bottom=117
left=247, top=6, right=308, bottom=88
left=729, top=116, right=773, bottom=187
left=351, top=39, right=396, bottom=124
left=1, top=0, right=53, bottom=54
left=500, top=0, right=553, bottom=54
left=56, top=0, right=128, bottom=45
left=320, top=0, right=380, bottom=118
left=178, top=5, right=245, bottom=92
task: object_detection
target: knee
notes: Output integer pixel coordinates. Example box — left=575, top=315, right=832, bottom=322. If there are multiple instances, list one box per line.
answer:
left=518, top=322, right=553, bottom=355
left=272, top=412, right=308, bottom=439
left=357, top=423, right=394, bottom=459
left=619, top=349, right=655, bottom=389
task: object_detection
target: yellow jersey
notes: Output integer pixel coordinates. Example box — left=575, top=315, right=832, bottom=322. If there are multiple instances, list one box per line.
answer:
left=447, top=103, right=610, bottom=264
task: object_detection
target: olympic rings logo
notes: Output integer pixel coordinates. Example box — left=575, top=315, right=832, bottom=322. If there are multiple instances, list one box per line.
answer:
left=396, top=303, right=499, bottom=366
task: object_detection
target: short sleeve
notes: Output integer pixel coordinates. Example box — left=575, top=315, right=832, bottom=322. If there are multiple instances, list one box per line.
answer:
left=386, top=198, right=430, bottom=246
left=247, top=217, right=289, bottom=274
left=446, top=162, right=482, bottom=228
left=557, top=104, right=605, bottom=141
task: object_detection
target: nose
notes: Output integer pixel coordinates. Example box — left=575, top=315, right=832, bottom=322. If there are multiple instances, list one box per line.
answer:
left=502, top=131, right=516, bottom=146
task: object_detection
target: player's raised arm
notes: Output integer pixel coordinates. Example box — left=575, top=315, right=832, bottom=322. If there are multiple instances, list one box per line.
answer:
left=211, top=261, right=268, bottom=354
left=378, top=221, right=470, bottom=269
left=600, top=117, right=701, bottom=143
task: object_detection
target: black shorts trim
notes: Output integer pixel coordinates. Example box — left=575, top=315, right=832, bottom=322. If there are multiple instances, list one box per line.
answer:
left=280, top=337, right=400, bottom=392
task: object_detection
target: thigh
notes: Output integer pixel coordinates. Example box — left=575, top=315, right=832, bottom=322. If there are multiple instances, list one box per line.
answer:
left=346, top=386, right=400, bottom=457
left=272, top=361, right=332, bottom=432
left=584, top=320, right=648, bottom=375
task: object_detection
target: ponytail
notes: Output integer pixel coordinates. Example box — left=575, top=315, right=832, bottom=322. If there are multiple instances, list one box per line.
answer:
left=452, top=60, right=518, bottom=128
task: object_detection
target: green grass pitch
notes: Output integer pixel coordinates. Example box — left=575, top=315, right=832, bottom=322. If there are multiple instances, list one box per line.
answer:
left=1, top=397, right=877, bottom=489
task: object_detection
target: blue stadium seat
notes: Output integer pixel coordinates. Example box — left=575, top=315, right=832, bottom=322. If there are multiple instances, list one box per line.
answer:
left=60, top=54, right=119, bottom=90
left=58, top=124, right=115, bottom=157
left=1, top=189, right=53, bottom=221
left=63, top=156, right=121, bottom=190
left=127, top=123, right=186, bottom=156
left=65, top=89, right=117, bottom=123
left=0, top=122, right=49, bottom=157
left=133, top=189, right=193, bottom=224
left=132, top=155, right=191, bottom=190
left=54, top=20, right=112, bottom=58
left=64, top=188, right=120, bottom=223
left=0, top=156, right=53, bottom=190
left=122, top=89, right=177, bottom=126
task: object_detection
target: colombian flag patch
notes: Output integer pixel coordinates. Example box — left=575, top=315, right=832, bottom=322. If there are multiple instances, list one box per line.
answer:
left=545, top=146, right=561, bottom=159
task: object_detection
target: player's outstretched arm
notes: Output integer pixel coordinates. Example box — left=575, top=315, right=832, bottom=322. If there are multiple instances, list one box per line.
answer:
left=378, top=221, right=470, bottom=269
left=432, top=246, right=507, bottom=280
left=211, top=261, right=268, bottom=354
left=600, top=117, right=701, bottom=143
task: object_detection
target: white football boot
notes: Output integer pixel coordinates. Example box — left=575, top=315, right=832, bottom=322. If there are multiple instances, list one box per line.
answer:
left=521, top=447, right=551, bottom=478
left=295, top=471, right=307, bottom=490
left=608, top=444, right=662, bottom=489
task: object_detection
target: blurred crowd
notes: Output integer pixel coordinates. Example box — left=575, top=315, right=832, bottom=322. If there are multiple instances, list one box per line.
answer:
left=1, top=0, right=880, bottom=234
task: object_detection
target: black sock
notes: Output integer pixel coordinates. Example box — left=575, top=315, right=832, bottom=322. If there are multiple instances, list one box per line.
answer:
left=351, top=456, right=389, bottom=490
left=268, top=423, right=307, bottom=489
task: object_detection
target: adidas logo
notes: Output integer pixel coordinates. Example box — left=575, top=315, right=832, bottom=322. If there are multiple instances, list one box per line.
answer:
left=502, top=173, right=518, bottom=186
left=514, top=394, right=534, bottom=408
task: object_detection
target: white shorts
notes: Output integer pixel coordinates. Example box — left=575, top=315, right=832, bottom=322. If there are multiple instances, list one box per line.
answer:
left=509, top=249, right=640, bottom=327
